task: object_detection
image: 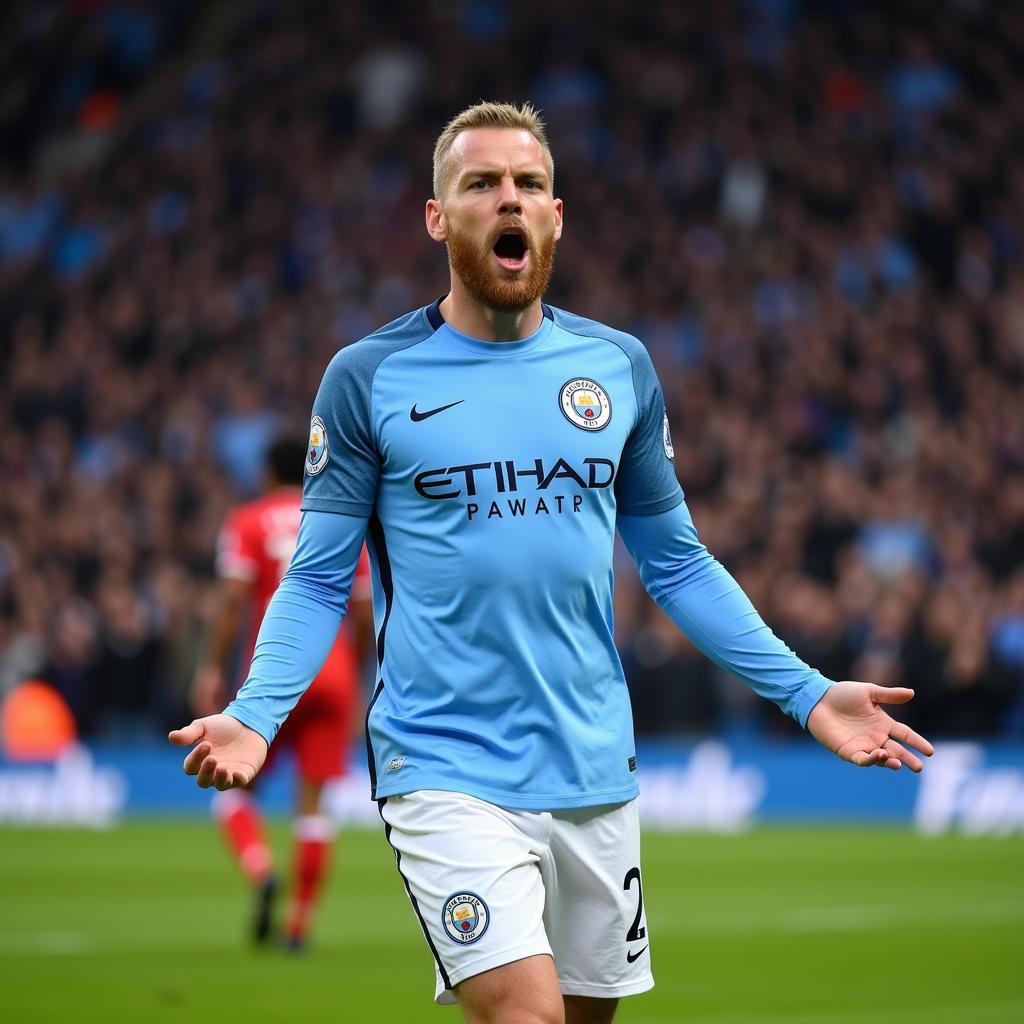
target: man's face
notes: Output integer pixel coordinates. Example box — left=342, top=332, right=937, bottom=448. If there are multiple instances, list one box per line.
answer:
left=428, top=128, right=563, bottom=312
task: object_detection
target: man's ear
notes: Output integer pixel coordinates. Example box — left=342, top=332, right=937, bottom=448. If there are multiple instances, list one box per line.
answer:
left=425, top=199, right=447, bottom=242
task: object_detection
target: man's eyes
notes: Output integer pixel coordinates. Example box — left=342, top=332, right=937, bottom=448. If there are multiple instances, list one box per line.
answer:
left=467, top=179, right=544, bottom=191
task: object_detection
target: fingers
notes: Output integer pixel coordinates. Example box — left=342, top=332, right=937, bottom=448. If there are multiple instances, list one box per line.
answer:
left=182, top=741, right=211, bottom=776
left=851, top=740, right=928, bottom=772
left=168, top=720, right=206, bottom=746
left=870, top=685, right=914, bottom=706
left=884, top=738, right=924, bottom=773
left=889, top=720, right=935, bottom=758
left=848, top=747, right=903, bottom=770
left=852, top=742, right=921, bottom=772
left=193, top=754, right=250, bottom=790
left=216, top=766, right=251, bottom=791
left=196, top=753, right=218, bottom=789
left=851, top=748, right=889, bottom=768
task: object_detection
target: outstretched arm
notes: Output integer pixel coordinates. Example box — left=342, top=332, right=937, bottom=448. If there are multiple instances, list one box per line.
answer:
left=170, top=508, right=369, bottom=788
left=618, top=502, right=830, bottom=727
left=617, top=502, right=932, bottom=769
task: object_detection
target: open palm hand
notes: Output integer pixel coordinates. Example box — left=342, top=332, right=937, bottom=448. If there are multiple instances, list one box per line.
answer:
left=168, top=714, right=268, bottom=790
left=807, top=681, right=934, bottom=772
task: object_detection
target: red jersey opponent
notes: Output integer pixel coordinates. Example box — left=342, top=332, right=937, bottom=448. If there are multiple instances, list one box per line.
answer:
left=191, top=435, right=372, bottom=951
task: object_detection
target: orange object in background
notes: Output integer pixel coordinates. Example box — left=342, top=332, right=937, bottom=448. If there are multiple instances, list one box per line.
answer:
left=1, top=681, right=78, bottom=762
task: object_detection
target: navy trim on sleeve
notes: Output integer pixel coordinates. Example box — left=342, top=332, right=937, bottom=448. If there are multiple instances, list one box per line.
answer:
left=300, top=496, right=375, bottom=516
left=618, top=491, right=684, bottom=518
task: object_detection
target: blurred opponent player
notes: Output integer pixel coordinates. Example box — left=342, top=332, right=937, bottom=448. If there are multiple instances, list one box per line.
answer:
left=191, top=435, right=372, bottom=949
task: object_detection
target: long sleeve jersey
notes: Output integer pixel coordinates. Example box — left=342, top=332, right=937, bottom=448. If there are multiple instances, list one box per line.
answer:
left=225, top=299, right=831, bottom=809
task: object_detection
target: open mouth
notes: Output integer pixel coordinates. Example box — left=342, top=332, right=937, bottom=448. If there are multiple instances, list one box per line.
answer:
left=492, top=229, right=529, bottom=271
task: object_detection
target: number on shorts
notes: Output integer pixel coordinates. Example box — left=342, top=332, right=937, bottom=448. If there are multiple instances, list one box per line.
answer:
left=623, top=866, right=646, bottom=942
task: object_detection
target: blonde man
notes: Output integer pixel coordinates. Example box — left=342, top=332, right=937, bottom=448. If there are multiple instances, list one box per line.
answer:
left=173, top=102, right=932, bottom=1024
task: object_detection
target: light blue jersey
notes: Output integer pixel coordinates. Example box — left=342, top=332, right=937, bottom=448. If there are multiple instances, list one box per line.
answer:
left=225, top=299, right=831, bottom=810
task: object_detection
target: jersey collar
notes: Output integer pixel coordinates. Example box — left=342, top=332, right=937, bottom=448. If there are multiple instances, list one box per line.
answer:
left=425, top=295, right=554, bottom=332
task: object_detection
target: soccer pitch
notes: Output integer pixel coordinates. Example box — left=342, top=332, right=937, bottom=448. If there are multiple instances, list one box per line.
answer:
left=1, top=824, right=1020, bottom=1023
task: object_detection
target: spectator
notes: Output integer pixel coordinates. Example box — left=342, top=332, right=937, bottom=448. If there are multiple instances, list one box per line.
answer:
left=0, top=0, right=1021, bottom=740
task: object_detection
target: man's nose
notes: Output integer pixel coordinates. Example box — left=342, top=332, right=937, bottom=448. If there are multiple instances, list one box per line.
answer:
left=497, top=178, right=523, bottom=215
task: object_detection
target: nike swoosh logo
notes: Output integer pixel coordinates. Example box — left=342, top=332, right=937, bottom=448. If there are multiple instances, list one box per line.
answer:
left=410, top=400, right=464, bottom=422
left=626, top=945, right=648, bottom=963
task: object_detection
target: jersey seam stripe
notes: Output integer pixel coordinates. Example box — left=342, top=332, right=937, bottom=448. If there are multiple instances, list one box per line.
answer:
left=364, top=679, right=385, bottom=797
left=364, top=512, right=393, bottom=802
left=366, top=513, right=394, bottom=671
left=368, top=321, right=440, bottom=454
left=378, top=798, right=454, bottom=991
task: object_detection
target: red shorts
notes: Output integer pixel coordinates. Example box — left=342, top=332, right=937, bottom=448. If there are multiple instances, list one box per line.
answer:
left=261, top=644, right=359, bottom=783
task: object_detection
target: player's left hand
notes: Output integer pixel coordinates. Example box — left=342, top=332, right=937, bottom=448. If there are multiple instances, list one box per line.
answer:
left=806, top=681, right=934, bottom=772
left=168, top=714, right=268, bottom=790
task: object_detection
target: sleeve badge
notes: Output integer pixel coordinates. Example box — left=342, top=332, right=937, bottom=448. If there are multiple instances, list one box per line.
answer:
left=305, top=415, right=330, bottom=475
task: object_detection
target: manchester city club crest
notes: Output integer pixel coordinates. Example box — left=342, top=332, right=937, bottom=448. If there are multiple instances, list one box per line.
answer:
left=559, top=378, right=612, bottom=431
left=305, top=415, right=329, bottom=475
left=441, top=891, right=490, bottom=944
left=663, top=412, right=675, bottom=460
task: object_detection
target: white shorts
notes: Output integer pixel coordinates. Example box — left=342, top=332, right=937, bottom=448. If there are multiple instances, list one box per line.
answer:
left=379, top=790, right=654, bottom=1004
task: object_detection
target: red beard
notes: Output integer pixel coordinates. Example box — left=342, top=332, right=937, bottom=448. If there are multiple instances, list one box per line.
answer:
left=447, top=219, right=556, bottom=313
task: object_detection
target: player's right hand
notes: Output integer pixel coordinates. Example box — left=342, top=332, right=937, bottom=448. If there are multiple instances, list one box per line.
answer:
left=168, top=714, right=268, bottom=791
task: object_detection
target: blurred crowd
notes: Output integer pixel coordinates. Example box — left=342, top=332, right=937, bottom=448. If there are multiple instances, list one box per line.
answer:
left=1, top=0, right=1022, bottom=742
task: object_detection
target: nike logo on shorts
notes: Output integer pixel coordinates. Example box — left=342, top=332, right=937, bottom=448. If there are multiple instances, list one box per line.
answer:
left=410, top=400, right=464, bottom=422
left=626, top=945, right=648, bottom=963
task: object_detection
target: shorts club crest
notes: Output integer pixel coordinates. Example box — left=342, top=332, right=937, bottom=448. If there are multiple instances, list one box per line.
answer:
left=442, top=892, right=490, bottom=944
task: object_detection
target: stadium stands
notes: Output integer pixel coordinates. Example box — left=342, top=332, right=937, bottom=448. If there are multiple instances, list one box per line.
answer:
left=0, top=0, right=1021, bottom=740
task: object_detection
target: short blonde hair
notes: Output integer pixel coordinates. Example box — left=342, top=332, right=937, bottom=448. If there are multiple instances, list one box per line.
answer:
left=432, top=101, right=554, bottom=200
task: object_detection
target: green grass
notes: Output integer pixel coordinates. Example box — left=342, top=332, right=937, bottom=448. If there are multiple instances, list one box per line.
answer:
left=1, top=823, right=1021, bottom=1022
